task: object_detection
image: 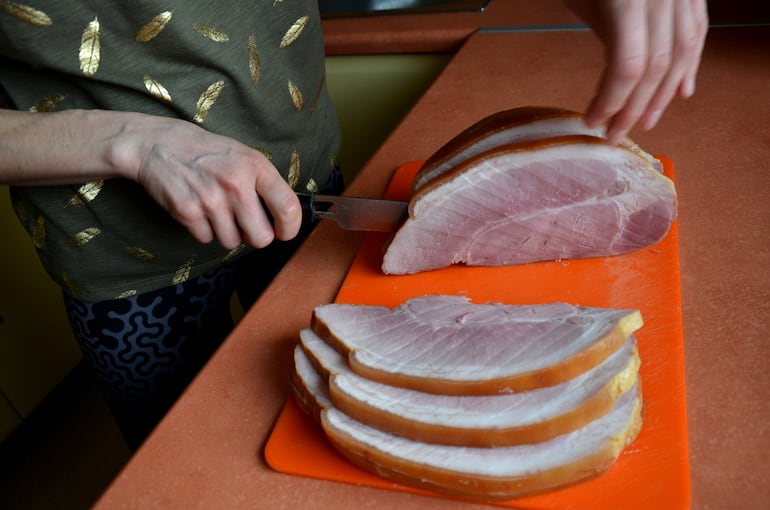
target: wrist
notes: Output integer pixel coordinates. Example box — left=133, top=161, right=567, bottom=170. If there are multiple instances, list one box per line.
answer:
left=97, top=110, right=150, bottom=183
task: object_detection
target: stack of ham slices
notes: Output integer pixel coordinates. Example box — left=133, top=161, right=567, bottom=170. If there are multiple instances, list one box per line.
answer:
left=290, top=295, right=645, bottom=501
left=382, top=106, right=677, bottom=275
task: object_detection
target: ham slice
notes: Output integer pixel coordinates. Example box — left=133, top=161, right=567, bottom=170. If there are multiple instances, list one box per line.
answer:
left=299, top=328, right=640, bottom=447
left=382, top=135, right=677, bottom=275
left=411, top=106, right=662, bottom=193
left=322, top=388, right=642, bottom=501
left=290, top=347, right=643, bottom=501
left=311, top=295, right=643, bottom=395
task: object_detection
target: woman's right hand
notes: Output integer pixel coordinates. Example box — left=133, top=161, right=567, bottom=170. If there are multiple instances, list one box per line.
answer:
left=0, top=109, right=301, bottom=250
left=120, top=115, right=301, bottom=250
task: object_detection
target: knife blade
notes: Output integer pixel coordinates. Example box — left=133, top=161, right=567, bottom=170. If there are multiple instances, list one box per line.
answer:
left=296, top=192, right=408, bottom=232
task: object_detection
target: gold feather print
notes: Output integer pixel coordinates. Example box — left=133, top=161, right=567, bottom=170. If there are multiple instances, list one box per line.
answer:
left=172, top=257, right=195, bottom=285
left=247, top=35, right=261, bottom=87
left=288, top=80, right=303, bottom=110
left=305, top=178, right=319, bottom=193
left=0, top=1, right=52, bottom=26
left=29, top=94, right=65, bottom=112
left=67, top=227, right=100, bottom=247
left=31, top=215, right=45, bottom=248
left=279, top=15, right=308, bottom=48
left=124, top=245, right=156, bottom=262
left=116, top=289, right=137, bottom=299
left=288, top=149, right=300, bottom=188
left=136, top=11, right=172, bottom=42
left=67, top=180, right=103, bottom=207
left=309, top=76, right=324, bottom=114
left=193, top=80, right=224, bottom=123
left=222, top=244, right=247, bottom=264
left=79, top=17, right=100, bottom=77
left=143, top=75, right=172, bottom=104
left=62, top=273, right=82, bottom=299
left=192, top=23, right=229, bottom=42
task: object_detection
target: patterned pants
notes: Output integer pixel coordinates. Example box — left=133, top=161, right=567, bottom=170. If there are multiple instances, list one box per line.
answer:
left=63, top=237, right=300, bottom=450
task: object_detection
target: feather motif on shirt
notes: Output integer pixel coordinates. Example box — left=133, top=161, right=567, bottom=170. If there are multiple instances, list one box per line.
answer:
left=288, top=80, right=303, bottom=110
left=247, top=35, right=261, bottom=87
left=280, top=16, right=308, bottom=48
left=222, top=244, right=247, bottom=264
left=124, top=245, right=156, bottom=262
left=136, top=11, right=172, bottom=42
left=288, top=149, right=300, bottom=188
left=79, top=17, right=101, bottom=77
left=0, top=1, right=52, bottom=26
left=31, top=215, right=45, bottom=248
left=143, top=75, right=172, bottom=104
left=192, top=23, right=229, bottom=42
left=68, top=180, right=104, bottom=207
left=67, top=227, right=101, bottom=247
left=172, top=257, right=195, bottom=285
left=193, top=80, right=224, bottom=123
left=29, top=95, right=65, bottom=112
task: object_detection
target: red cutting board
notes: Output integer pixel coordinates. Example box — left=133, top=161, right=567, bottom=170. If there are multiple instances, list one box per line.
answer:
left=265, top=157, right=690, bottom=509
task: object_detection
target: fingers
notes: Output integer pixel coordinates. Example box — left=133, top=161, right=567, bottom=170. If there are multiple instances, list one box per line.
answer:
left=605, top=0, right=677, bottom=140
left=254, top=172, right=302, bottom=242
left=678, top=0, right=708, bottom=99
left=584, top=0, right=648, bottom=134
left=216, top=150, right=301, bottom=249
left=580, top=0, right=708, bottom=143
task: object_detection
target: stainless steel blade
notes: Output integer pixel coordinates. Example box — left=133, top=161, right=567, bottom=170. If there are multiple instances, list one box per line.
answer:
left=297, top=193, right=408, bottom=232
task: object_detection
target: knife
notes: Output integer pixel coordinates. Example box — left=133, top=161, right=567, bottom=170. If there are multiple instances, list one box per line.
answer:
left=296, top=192, right=408, bottom=232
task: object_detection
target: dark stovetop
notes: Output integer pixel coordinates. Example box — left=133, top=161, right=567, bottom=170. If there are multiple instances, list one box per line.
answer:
left=318, top=0, right=490, bottom=18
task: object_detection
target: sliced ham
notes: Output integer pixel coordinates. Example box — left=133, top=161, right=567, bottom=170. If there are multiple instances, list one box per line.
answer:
left=382, top=135, right=677, bottom=275
left=311, top=295, right=643, bottom=395
left=322, top=388, right=641, bottom=501
left=290, top=350, right=643, bottom=501
left=290, top=341, right=333, bottom=423
left=299, top=328, right=640, bottom=447
left=411, top=106, right=661, bottom=193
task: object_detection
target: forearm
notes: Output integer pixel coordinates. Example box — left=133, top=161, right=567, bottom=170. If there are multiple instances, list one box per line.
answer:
left=0, top=106, right=301, bottom=248
left=0, top=108, right=139, bottom=186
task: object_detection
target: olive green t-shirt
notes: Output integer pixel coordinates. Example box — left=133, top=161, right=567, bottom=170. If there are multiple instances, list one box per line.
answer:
left=0, top=1, right=341, bottom=301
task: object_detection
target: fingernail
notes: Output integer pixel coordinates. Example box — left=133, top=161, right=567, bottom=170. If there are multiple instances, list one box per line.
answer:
left=644, top=109, right=663, bottom=130
left=682, top=78, right=695, bottom=98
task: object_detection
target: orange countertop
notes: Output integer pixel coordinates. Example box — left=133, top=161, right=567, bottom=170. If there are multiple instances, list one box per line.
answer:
left=93, top=25, right=770, bottom=510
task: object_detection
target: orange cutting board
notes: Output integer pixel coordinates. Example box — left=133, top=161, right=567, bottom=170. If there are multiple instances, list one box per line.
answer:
left=265, top=157, right=690, bottom=509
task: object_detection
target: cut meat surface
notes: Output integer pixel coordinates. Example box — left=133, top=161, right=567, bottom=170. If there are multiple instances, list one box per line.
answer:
left=299, top=328, right=640, bottom=446
left=320, top=384, right=643, bottom=501
left=311, top=295, right=643, bottom=395
left=383, top=136, right=676, bottom=275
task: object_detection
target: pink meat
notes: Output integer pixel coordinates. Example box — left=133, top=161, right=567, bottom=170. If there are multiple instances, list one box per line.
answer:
left=311, top=295, right=642, bottom=395
left=383, top=136, right=676, bottom=275
left=299, top=327, right=640, bottom=446
left=320, top=386, right=642, bottom=501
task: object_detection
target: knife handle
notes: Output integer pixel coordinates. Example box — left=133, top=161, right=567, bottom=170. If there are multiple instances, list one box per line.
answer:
left=258, top=193, right=325, bottom=226
left=295, top=192, right=318, bottom=225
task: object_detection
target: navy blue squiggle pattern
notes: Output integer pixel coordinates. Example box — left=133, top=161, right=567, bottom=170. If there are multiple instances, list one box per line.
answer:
left=63, top=265, right=237, bottom=449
